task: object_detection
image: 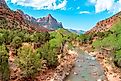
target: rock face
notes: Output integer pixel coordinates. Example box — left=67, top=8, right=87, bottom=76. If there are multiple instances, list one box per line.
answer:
left=86, top=12, right=121, bottom=34
left=37, top=14, right=63, bottom=30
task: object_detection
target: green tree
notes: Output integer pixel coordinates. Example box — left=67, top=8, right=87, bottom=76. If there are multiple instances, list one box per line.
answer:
left=0, top=33, right=5, bottom=45
left=36, top=43, right=58, bottom=67
left=11, top=36, right=22, bottom=48
left=15, top=46, right=42, bottom=78
left=96, top=32, right=105, bottom=38
left=0, top=44, right=9, bottom=81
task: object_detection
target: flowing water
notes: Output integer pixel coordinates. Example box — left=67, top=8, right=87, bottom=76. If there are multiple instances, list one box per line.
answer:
left=65, top=49, right=106, bottom=81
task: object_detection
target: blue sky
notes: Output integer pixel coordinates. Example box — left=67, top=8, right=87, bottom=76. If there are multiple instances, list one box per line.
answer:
left=5, top=0, right=121, bottom=31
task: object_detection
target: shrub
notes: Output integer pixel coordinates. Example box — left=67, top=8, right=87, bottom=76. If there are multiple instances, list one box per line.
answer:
left=78, top=34, right=92, bottom=44
left=36, top=42, right=58, bottom=67
left=11, top=36, right=22, bottom=48
left=0, top=44, right=9, bottom=81
left=114, top=50, right=121, bottom=67
left=15, top=46, right=42, bottom=78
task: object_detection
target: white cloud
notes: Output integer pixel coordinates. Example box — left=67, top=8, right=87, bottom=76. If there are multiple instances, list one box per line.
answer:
left=111, top=0, right=121, bottom=13
left=89, top=0, right=121, bottom=13
left=7, top=0, right=67, bottom=10
left=95, top=0, right=114, bottom=13
left=79, top=11, right=90, bottom=14
left=89, top=0, right=96, bottom=4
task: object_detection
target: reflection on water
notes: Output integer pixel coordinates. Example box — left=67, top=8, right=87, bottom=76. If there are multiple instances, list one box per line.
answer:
left=65, top=49, right=106, bottom=81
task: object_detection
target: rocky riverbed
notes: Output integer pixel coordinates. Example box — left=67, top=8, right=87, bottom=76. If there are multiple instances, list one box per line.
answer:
left=65, top=48, right=106, bottom=81
left=79, top=45, right=121, bottom=81
left=43, top=47, right=107, bottom=81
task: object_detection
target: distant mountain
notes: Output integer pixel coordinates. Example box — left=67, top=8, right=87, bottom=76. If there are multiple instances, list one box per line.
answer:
left=16, top=10, right=63, bottom=30
left=0, top=0, right=63, bottom=32
left=0, top=0, right=49, bottom=32
left=68, top=29, right=85, bottom=34
left=37, top=14, right=63, bottom=30
left=86, top=11, right=121, bottom=34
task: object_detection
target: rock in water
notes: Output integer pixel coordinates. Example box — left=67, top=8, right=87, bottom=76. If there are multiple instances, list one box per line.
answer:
left=97, top=79, right=102, bottom=81
left=73, top=72, right=78, bottom=75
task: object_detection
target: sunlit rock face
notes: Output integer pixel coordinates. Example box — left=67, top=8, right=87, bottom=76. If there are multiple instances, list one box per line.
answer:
left=37, top=14, right=63, bottom=30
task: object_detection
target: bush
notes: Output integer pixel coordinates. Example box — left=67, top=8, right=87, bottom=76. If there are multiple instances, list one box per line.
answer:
left=92, top=39, right=102, bottom=49
left=0, top=44, right=9, bottom=81
left=114, top=50, right=121, bottom=67
left=36, top=42, right=58, bottom=67
left=96, top=32, right=105, bottom=38
left=15, top=46, right=42, bottom=78
left=11, top=36, right=22, bottom=48
left=78, top=34, right=92, bottom=44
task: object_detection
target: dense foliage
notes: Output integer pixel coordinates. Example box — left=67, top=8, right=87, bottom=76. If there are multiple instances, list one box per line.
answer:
left=36, top=42, right=58, bottom=67
left=92, top=20, right=121, bottom=67
left=0, top=44, right=9, bottom=81
left=15, top=46, right=42, bottom=78
left=76, top=34, right=92, bottom=44
left=0, top=27, right=77, bottom=80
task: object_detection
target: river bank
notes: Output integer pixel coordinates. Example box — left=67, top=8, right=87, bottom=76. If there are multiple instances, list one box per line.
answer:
left=79, top=44, right=121, bottom=81
left=8, top=43, right=78, bottom=81
left=49, top=50, right=78, bottom=81
left=35, top=46, right=78, bottom=81
left=9, top=43, right=121, bottom=81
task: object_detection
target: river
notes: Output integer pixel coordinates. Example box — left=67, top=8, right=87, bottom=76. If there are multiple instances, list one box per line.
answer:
left=65, top=49, right=106, bottom=81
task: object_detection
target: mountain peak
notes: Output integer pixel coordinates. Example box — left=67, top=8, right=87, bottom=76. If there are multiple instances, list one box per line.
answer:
left=47, top=14, right=54, bottom=20
left=37, top=14, right=63, bottom=30
left=48, top=14, right=52, bottom=17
